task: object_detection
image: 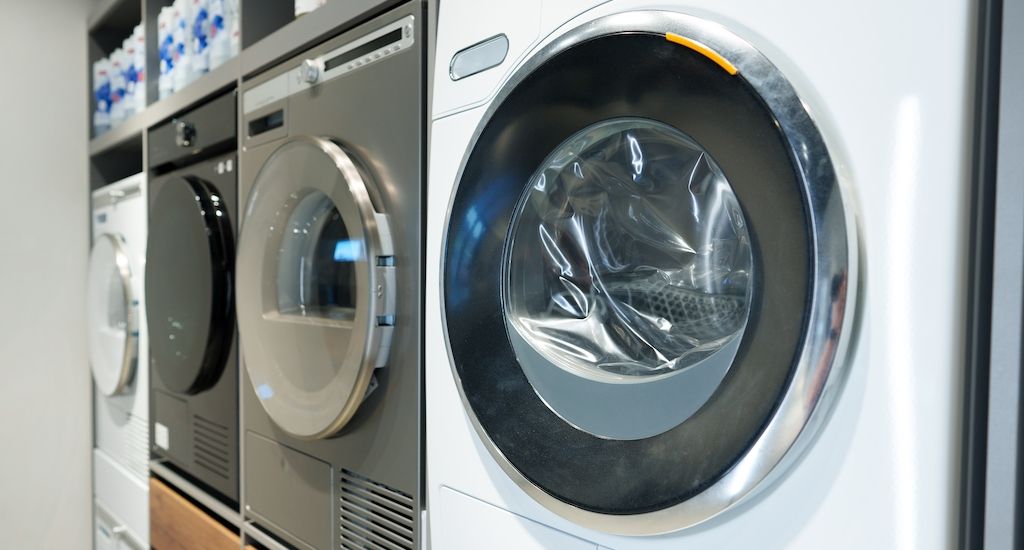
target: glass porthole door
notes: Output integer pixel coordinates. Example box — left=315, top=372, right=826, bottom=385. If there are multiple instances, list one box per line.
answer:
left=237, top=136, right=396, bottom=440
left=87, top=234, right=138, bottom=396
left=442, top=12, right=856, bottom=534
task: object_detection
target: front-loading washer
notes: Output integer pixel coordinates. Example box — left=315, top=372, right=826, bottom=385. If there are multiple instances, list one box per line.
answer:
left=236, top=3, right=424, bottom=549
left=146, top=90, right=240, bottom=506
left=428, top=1, right=973, bottom=548
left=88, top=173, right=149, bottom=550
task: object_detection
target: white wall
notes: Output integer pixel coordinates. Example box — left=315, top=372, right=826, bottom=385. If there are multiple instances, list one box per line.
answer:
left=0, top=0, right=92, bottom=546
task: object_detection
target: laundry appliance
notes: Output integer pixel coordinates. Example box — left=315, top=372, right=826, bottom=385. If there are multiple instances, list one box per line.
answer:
left=88, top=173, right=149, bottom=550
left=236, top=3, right=425, bottom=549
left=427, top=1, right=972, bottom=548
left=146, top=91, right=240, bottom=505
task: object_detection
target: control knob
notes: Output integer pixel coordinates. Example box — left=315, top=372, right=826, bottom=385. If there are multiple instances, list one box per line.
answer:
left=299, top=58, right=323, bottom=84
left=174, top=120, right=195, bottom=148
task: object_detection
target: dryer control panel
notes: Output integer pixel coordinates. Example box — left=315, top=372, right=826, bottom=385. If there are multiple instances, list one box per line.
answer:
left=242, top=14, right=416, bottom=116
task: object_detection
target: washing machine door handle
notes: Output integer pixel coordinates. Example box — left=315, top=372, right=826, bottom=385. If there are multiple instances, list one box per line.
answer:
left=86, top=233, right=138, bottom=397
left=237, top=135, right=396, bottom=440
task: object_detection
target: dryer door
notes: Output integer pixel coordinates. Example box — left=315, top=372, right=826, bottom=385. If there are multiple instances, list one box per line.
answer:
left=146, top=176, right=234, bottom=395
left=442, top=13, right=856, bottom=534
left=236, top=136, right=396, bottom=440
left=87, top=233, right=138, bottom=396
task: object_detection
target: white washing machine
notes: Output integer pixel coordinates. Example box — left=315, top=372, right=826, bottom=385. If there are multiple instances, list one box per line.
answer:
left=88, top=174, right=148, bottom=549
left=426, top=1, right=973, bottom=548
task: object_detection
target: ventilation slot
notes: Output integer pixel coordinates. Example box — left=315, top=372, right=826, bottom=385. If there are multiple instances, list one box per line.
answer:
left=338, top=469, right=414, bottom=550
left=192, top=415, right=229, bottom=479
left=124, top=411, right=149, bottom=481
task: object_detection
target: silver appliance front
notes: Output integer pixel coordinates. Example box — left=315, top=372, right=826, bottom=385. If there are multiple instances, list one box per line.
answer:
left=238, top=4, right=425, bottom=548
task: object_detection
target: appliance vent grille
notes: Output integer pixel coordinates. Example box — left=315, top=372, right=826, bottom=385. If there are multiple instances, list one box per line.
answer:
left=125, top=411, right=149, bottom=480
left=338, top=469, right=414, bottom=550
left=192, top=415, right=229, bottom=479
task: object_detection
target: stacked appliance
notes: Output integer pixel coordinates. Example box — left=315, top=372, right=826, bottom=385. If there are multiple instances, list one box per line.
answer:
left=88, top=173, right=149, bottom=550
left=427, top=0, right=972, bottom=548
left=146, top=91, right=240, bottom=507
left=236, top=2, right=425, bottom=548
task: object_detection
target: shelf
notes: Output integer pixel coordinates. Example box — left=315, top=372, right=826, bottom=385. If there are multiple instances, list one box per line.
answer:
left=240, top=0, right=400, bottom=77
left=88, top=56, right=240, bottom=158
left=242, top=523, right=291, bottom=550
left=89, top=110, right=146, bottom=157
left=144, top=56, right=241, bottom=127
left=87, top=0, right=402, bottom=160
left=88, top=0, right=140, bottom=34
left=150, top=460, right=242, bottom=528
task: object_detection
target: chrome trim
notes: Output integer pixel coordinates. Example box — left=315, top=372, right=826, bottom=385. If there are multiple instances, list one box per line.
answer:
left=236, top=135, right=395, bottom=440
left=243, top=15, right=416, bottom=115
left=89, top=233, right=138, bottom=397
left=150, top=459, right=243, bottom=528
left=94, top=500, right=146, bottom=550
left=92, top=184, right=142, bottom=208
left=438, top=10, right=859, bottom=535
left=449, top=34, right=509, bottom=80
left=242, top=521, right=292, bottom=550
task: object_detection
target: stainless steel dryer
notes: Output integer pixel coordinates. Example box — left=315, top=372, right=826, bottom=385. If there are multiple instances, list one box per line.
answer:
left=146, top=91, right=240, bottom=505
left=236, top=3, right=424, bottom=549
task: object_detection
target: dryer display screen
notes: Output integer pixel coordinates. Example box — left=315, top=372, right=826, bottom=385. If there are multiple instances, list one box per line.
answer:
left=249, top=110, right=284, bottom=138
left=325, top=28, right=402, bottom=71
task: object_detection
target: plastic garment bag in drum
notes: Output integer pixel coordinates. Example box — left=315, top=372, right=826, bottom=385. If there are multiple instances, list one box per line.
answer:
left=503, top=117, right=754, bottom=440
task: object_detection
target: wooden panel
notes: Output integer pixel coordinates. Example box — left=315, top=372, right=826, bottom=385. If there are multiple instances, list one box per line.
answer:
left=150, top=476, right=250, bottom=550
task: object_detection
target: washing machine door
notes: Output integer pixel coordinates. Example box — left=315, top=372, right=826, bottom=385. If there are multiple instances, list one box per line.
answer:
left=146, top=176, right=234, bottom=395
left=443, top=12, right=856, bottom=534
left=87, top=233, right=138, bottom=396
left=237, top=136, right=395, bottom=440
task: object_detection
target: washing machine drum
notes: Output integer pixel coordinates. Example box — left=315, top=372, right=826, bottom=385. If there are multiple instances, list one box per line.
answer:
left=87, top=233, right=138, bottom=397
left=236, top=136, right=396, bottom=440
left=146, top=177, right=234, bottom=396
left=443, top=13, right=855, bottom=533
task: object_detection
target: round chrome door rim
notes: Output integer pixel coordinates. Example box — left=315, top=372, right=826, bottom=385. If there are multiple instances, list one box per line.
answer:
left=237, top=135, right=394, bottom=440
left=89, top=233, right=138, bottom=397
left=439, top=10, right=859, bottom=535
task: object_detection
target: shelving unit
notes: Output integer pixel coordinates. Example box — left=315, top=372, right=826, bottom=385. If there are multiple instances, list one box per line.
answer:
left=87, top=1, right=410, bottom=548
left=87, top=0, right=399, bottom=164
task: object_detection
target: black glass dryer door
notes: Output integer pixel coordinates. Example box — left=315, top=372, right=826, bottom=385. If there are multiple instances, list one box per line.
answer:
left=146, top=176, right=234, bottom=395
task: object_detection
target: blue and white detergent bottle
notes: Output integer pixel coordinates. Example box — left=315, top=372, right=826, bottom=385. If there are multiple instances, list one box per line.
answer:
left=172, top=0, right=192, bottom=92
left=133, top=24, right=146, bottom=111
left=92, top=59, right=112, bottom=135
left=191, top=0, right=211, bottom=78
left=121, top=38, right=137, bottom=119
left=229, top=0, right=240, bottom=58
left=207, top=0, right=231, bottom=70
left=158, top=7, right=174, bottom=99
left=108, top=48, right=126, bottom=127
